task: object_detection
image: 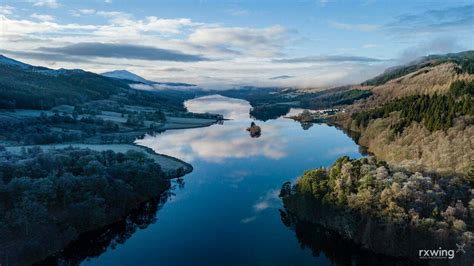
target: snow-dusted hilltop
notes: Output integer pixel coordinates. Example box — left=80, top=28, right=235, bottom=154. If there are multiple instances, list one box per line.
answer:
left=101, top=69, right=151, bottom=84
left=101, top=69, right=196, bottom=87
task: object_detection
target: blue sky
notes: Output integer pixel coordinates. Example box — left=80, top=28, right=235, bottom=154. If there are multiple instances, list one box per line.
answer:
left=0, top=0, right=473, bottom=88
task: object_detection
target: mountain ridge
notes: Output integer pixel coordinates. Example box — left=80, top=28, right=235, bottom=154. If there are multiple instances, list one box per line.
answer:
left=0, top=55, right=195, bottom=111
left=361, top=50, right=474, bottom=87
left=101, top=69, right=196, bottom=88
left=101, top=70, right=151, bottom=84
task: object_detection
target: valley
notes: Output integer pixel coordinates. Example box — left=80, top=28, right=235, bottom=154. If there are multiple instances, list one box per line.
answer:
left=0, top=50, right=472, bottom=265
left=0, top=56, right=219, bottom=264
left=1, top=1, right=473, bottom=265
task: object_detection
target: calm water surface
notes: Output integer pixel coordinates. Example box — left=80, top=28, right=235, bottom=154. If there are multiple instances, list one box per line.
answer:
left=82, top=95, right=362, bottom=265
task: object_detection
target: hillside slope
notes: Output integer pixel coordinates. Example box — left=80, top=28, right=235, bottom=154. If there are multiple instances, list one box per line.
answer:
left=333, top=51, right=474, bottom=175
left=0, top=56, right=196, bottom=111
left=0, top=55, right=129, bottom=109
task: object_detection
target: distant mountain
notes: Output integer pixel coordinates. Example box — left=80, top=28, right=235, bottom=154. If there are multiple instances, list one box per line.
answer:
left=0, top=55, right=200, bottom=111
left=0, top=55, right=130, bottom=109
left=101, top=69, right=196, bottom=87
left=101, top=70, right=151, bottom=84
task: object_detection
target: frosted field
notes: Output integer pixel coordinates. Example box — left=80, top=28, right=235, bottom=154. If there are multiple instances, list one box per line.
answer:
left=5, top=143, right=189, bottom=173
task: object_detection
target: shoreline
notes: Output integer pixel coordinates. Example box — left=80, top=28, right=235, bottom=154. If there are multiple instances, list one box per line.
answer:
left=4, top=116, right=220, bottom=178
left=1, top=116, right=219, bottom=265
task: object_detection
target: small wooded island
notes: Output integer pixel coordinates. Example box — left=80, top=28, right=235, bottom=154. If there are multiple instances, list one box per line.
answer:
left=246, top=122, right=262, bottom=138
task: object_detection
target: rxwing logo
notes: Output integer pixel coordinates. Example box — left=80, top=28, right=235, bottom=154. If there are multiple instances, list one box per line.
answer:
left=419, top=243, right=467, bottom=260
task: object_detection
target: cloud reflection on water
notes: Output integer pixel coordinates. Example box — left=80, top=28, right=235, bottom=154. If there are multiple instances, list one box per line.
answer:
left=241, top=189, right=281, bottom=224
left=184, top=94, right=251, bottom=120
left=136, top=95, right=289, bottom=162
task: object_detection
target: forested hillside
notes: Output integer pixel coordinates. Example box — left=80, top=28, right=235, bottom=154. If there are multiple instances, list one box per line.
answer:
left=0, top=57, right=128, bottom=109
left=0, top=55, right=196, bottom=111
left=0, top=147, right=172, bottom=264
left=352, top=80, right=473, bottom=132
left=362, top=50, right=474, bottom=86
left=333, top=51, right=474, bottom=175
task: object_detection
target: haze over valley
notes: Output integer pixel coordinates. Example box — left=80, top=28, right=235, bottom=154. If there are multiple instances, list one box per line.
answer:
left=0, top=1, right=473, bottom=265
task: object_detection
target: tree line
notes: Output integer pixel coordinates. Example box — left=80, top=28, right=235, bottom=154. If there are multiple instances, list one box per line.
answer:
left=280, top=156, right=472, bottom=260
left=352, top=80, right=474, bottom=132
left=0, top=147, right=171, bottom=265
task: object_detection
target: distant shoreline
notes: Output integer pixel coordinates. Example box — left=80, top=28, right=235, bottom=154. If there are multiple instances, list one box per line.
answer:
left=4, top=115, right=220, bottom=177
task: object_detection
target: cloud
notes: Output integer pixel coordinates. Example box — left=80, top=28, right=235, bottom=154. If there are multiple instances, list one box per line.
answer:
left=189, top=26, right=290, bottom=57
left=30, top=0, right=60, bottom=8
left=0, top=15, right=97, bottom=35
left=227, top=6, right=249, bottom=16
left=386, top=5, right=474, bottom=36
left=398, top=36, right=466, bottom=63
left=0, top=5, right=14, bottom=15
left=0, top=2, right=434, bottom=89
left=269, top=75, right=294, bottom=80
left=70, top=9, right=197, bottom=35
left=74, top=9, right=96, bottom=16
left=129, top=84, right=155, bottom=91
left=362, top=44, right=380, bottom=49
left=95, top=10, right=131, bottom=20
left=39, top=43, right=208, bottom=62
left=94, top=13, right=198, bottom=35
left=129, top=83, right=196, bottom=90
left=31, top=13, right=55, bottom=22
left=0, top=12, right=319, bottom=88
left=319, top=0, right=330, bottom=6
left=161, top=67, right=186, bottom=72
left=0, top=49, right=93, bottom=63
left=274, top=55, right=386, bottom=63
left=330, top=21, right=380, bottom=32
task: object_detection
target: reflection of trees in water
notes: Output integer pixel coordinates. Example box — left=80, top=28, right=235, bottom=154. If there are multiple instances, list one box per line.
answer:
left=279, top=209, right=422, bottom=266
left=38, top=191, right=173, bottom=266
left=324, top=123, right=371, bottom=156
left=249, top=105, right=291, bottom=122
left=176, top=177, right=185, bottom=190
left=300, top=122, right=314, bottom=130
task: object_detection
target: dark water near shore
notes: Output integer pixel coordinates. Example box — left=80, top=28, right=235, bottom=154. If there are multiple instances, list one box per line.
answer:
left=78, top=95, right=363, bottom=265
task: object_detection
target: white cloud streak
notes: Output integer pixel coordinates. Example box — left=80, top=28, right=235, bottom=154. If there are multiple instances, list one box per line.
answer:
left=30, top=0, right=60, bottom=8
left=330, top=21, right=380, bottom=32
left=189, top=26, right=289, bottom=57
left=31, top=13, right=55, bottom=22
left=0, top=4, right=401, bottom=88
left=0, top=5, right=14, bottom=15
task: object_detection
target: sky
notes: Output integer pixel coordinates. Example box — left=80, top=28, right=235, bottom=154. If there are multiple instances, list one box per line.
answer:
left=0, top=0, right=473, bottom=89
